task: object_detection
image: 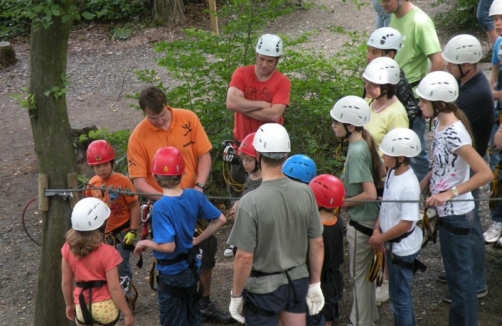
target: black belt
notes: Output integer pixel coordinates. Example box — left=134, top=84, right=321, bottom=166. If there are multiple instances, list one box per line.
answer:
left=349, top=219, right=373, bottom=237
left=388, top=227, right=415, bottom=243
left=157, top=246, right=198, bottom=266
left=409, top=78, right=423, bottom=88
left=438, top=219, right=470, bottom=235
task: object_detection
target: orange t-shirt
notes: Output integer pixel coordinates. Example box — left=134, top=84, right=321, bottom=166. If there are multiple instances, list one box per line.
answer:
left=229, top=65, right=291, bottom=142
left=61, top=242, right=122, bottom=304
left=85, top=173, right=138, bottom=233
left=127, top=107, right=212, bottom=192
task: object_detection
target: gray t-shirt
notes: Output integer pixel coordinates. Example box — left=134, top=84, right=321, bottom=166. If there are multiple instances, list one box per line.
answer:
left=342, top=140, right=379, bottom=222
left=228, top=177, right=323, bottom=293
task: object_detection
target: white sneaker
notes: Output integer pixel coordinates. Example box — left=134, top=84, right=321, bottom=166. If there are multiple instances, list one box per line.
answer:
left=376, top=279, right=389, bottom=304
left=483, top=221, right=502, bottom=243
left=223, top=245, right=234, bottom=257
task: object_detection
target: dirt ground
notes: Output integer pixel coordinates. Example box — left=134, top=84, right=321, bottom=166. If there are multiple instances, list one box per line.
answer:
left=1, top=0, right=502, bottom=325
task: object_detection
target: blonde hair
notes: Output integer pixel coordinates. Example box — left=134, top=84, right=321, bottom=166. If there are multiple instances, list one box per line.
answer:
left=65, top=228, right=102, bottom=258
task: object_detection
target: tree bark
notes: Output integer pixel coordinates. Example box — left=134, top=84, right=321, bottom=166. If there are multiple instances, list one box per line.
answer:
left=153, top=0, right=186, bottom=25
left=29, top=1, right=76, bottom=325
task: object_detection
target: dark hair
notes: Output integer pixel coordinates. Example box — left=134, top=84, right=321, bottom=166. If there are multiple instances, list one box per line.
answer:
left=154, top=175, right=182, bottom=189
left=432, top=101, right=476, bottom=150
left=359, top=128, right=384, bottom=189
left=139, top=87, right=168, bottom=113
left=261, top=155, right=287, bottom=167
left=379, top=84, right=397, bottom=99
left=382, top=49, right=398, bottom=57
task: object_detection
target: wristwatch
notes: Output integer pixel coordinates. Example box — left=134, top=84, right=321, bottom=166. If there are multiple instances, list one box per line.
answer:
left=195, top=182, right=205, bottom=189
left=451, top=186, right=459, bottom=197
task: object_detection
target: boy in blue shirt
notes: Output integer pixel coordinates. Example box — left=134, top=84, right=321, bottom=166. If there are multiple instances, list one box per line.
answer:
left=134, top=147, right=226, bottom=326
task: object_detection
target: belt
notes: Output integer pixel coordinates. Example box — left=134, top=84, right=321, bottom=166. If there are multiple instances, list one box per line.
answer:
left=349, top=219, right=373, bottom=237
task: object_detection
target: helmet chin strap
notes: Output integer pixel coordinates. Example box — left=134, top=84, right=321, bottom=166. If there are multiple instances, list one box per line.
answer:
left=457, top=64, right=470, bottom=79
left=343, top=124, right=352, bottom=139
left=393, top=157, right=403, bottom=170
left=394, top=0, right=402, bottom=14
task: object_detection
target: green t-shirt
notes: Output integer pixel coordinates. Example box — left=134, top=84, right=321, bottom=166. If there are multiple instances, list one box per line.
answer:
left=390, top=7, right=441, bottom=89
left=342, top=140, right=379, bottom=222
left=227, top=177, right=323, bottom=293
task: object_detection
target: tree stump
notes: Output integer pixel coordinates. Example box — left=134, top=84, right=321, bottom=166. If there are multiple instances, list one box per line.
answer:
left=0, top=41, right=18, bottom=68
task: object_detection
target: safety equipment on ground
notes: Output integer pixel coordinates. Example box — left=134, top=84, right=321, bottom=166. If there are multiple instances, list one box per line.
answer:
left=123, top=230, right=138, bottom=245
left=379, top=128, right=421, bottom=158
left=282, top=154, right=317, bottom=184
left=306, top=282, right=325, bottom=315
left=229, top=292, right=245, bottom=323
left=330, top=96, right=371, bottom=127
left=490, top=0, right=502, bottom=16
left=252, top=123, right=291, bottom=158
left=238, top=133, right=257, bottom=157
left=367, top=250, right=385, bottom=286
left=86, top=140, right=115, bottom=165
left=367, top=27, right=402, bottom=51
left=256, top=34, right=283, bottom=57
left=120, top=276, right=138, bottom=312
left=416, top=71, right=458, bottom=103
left=362, top=57, right=400, bottom=85
left=442, top=34, right=482, bottom=64
left=71, top=197, right=110, bottom=231
left=152, top=146, right=185, bottom=176
left=308, top=174, right=346, bottom=208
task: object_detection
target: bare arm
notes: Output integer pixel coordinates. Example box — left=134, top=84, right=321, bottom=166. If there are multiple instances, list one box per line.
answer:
left=342, top=181, right=377, bottom=208
left=61, top=259, right=75, bottom=321
left=307, top=236, right=324, bottom=284
left=244, top=103, right=286, bottom=122
left=195, top=152, right=211, bottom=191
left=419, top=170, right=433, bottom=193
left=132, top=177, right=162, bottom=201
left=106, top=266, right=134, bottom=326
left=128, top=200, right=140, bottom=231
left=495, top=124, right=502, bottom=149
left=133, top=239, right=175, bottom=256
left=193, top=214, right=226, bottom=246
left=232, top=249, right=253, bottom=296
left=492, top=65, right=501, bottom=100
left=226, top=86, right=285, bottom=122
left=428, top=52, right=445, bottom=72
left=369, top=220, right=413, bottom=251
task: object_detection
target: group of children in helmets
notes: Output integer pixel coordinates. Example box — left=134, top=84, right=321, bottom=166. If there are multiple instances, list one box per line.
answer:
left=60, top=20, right=498, bottom=326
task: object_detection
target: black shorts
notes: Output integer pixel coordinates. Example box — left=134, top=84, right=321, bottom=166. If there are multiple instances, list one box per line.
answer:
left=196, top=234, right=217, bottom=270
left=244, top=277, right=309, bottom=326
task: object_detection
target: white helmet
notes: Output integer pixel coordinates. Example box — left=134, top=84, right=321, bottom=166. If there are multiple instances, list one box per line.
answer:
left=256, top=34, right=283, bottom=57
left=379, top=128, right=421, bottom=157
left=362, top=57, right=400, bottom=85
left=367, top=27, right=402, bottom=51
left=330, top=96, right=371, bottom=127
left=442, top=34, right=482, bottom=64
left=490, top=0, right=502, bottom=16
left=71, top=197, right=110, bottom=231
left=252, top=123, right=291, bottom=158
left=416, top=71, right=458, bottom=102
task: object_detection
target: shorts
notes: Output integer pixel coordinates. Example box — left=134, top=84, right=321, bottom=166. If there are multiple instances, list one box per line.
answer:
left=75, top=299, right=119, bottom=326
left=197, top=234, right=217, bottom=270
left=244, top=277, right=309, bottom=326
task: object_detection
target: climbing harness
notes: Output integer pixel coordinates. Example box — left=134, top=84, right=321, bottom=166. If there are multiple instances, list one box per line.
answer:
left=75, top=280, right=120, bottom=326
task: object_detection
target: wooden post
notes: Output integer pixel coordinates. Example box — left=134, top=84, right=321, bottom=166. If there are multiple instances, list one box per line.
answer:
left=38, top=173, right=49, bottom=211
left=207, top=0, right=219, bottom=35
left=67, top=172, right=79, bottom=209
left=0, top=41, right=18, bottom=68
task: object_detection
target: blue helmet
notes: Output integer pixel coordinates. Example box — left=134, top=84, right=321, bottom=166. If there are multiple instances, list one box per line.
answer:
left=282, top=154, right=317, bottom=184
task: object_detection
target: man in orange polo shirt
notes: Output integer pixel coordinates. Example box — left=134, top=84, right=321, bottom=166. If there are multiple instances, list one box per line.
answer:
left=128, top=86, right=233, bottom=324
left=226, top=33, right=291, bottom=198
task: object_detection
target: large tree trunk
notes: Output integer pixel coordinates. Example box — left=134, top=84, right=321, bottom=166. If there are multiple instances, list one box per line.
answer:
left=153, top=0, right=186, bottom=24
left=29, top=1, right=76, bottom=325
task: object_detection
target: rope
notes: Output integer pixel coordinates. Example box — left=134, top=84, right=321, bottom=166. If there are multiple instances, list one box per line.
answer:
left=222, top=161, right=244, bottom=193
left=21, top=197, right=41, bottom=246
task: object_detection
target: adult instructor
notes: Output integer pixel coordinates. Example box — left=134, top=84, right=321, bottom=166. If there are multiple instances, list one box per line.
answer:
left=127, top=86, right=233, bottom=324
left=226, top=33, right=291, bottom=198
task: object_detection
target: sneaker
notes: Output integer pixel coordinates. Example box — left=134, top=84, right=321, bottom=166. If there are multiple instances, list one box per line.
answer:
left=437, top=270, right=447, bottom=283
left=375, top=279, right=389, bottom=304
left=495, top=236, right=502, bottom=249
left=483, top=221, right=502, bottom=243
left=224, top=245, right=234, bottom=257
left=200, top=301, right=235, bottom=324
left=441, top=289, right=488, bottom=303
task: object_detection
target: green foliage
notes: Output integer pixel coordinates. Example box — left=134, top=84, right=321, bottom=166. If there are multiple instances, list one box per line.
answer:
left=10, top=87, right=36, bottom=111
left=129, top=0, right=366, bottom=194
left=111, top=24, right=135, bottom=41
left=0, top=0, right=150, bottom=39
left=433, top=0, right=478, bottom=28
left=78, top=128, right=131, bottom=175
left=44, top=74, right=70, bottom=99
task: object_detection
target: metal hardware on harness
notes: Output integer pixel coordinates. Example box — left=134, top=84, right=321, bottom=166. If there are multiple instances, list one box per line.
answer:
left=120, top=276, right=138, bottom=312
left=367, top=250, right=385, bottom=286
left=223, top=144, right=237, bottom=163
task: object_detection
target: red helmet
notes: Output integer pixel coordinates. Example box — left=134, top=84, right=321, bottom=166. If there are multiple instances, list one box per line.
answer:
left=308, top=174, right=346, bottom=208
left=238, top=133, right=256, bottom=157
left=87, top=140, right=115, bottom=165
left=152, top=147, right=185, bottom=176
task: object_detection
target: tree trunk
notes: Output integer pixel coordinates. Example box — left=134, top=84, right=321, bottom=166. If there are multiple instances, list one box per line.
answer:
left=153, top=0, right=186, bottom=25
left=29, top=1, right=76, bottom=325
